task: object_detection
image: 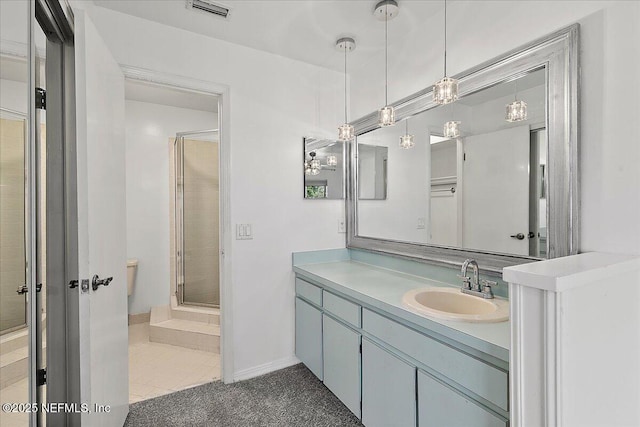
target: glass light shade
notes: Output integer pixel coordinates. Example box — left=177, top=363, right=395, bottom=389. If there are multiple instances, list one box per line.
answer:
left=378, top=105, right=395, bottom=127
left=399, top=134, right=415, bottom=149
left=326, top=154, right=338, bottom=166
left=506, top=100, right=528, bottom=122
left=304, top=163, right=312, bottom=176
left=433, top=76, right=459, bottom=105
left=309, top=167, right=320, bottom=176
left=444, top=121, right=461, bottom=138
left=338, top=123, right=355, bottom=142
left=310, top=159, right=321, bottom=170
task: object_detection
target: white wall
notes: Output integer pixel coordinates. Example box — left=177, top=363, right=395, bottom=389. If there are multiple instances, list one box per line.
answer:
left=358, top=124, right=430, bottom=243
left=351, top=1, right=640, bottom=256
left=82, top=5, right=345, bottom=376
left=125, top=100, right=215, bottom=314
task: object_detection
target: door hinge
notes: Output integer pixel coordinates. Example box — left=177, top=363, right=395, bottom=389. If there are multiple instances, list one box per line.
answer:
left=37, top=368, right=46, bottom=386
left=463, top=152, right=466, bottom=161
left=36, top=88, right=46, bottom=110
left=359, top=343, right=362, bottom=354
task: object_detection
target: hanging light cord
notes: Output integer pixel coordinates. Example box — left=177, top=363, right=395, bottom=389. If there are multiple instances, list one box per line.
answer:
left=385, top=4, right=389, bottom=106
left=405, top=118, right=409, bottom=135
left=443, top=0, right=447, bottom=76
left=514, top=78, right=518, bottom=101
left=344, top=44, right=348, bottom=123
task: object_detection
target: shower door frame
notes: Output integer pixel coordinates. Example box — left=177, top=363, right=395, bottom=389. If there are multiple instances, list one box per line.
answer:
left=174, top=129, right=220, bottom=308
left=0, top=107, right=29, bottom=335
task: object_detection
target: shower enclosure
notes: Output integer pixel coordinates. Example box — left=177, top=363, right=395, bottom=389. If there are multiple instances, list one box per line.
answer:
left=0, top=108, right=27, bottom=335
left=174, top=130, right=220, bottom=307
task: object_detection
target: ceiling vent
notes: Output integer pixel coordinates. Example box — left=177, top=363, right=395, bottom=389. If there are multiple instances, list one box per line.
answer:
left=186, top=0, right=230, bottom=19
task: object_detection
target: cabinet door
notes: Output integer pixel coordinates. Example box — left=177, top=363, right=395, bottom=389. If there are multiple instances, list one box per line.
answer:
left=323, top=314, right=361, bottom=418
left=362, top=338, right=417, bottom=427
left=418, top=370, right=507, bottom=427
left=295, top=297, right=323, bottom=380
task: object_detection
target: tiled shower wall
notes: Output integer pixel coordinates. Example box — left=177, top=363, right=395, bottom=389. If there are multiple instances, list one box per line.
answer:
left=0, top=118, right=26, bottom=332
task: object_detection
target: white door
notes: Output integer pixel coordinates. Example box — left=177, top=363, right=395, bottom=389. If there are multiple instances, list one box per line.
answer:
left=462, top=126, right=530, bottom=255
left=74, top=10, right=128, bottom=425
left=430, top=188, right=458, bottom=246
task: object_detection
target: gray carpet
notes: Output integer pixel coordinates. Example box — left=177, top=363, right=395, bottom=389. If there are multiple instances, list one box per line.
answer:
left=124, top=364, right=362, bottom=426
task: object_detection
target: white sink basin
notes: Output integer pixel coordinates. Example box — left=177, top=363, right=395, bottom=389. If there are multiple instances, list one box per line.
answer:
left=402, top=287, right=509, bottom=323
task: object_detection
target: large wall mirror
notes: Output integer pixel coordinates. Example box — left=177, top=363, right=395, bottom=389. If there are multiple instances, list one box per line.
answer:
left=347, top=25, right=579, bottom=274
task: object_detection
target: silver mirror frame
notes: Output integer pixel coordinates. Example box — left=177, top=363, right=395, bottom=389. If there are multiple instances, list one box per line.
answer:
left=346, top=24, right=579, bottom=275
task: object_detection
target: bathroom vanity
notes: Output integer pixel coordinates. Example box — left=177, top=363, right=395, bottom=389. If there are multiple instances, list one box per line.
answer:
left=293, top=249, right=510, bottom=427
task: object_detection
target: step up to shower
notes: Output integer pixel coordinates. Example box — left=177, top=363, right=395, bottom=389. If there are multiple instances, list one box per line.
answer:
left=149, top=304, right=219, bottom=353
left=0, top=329, right=46, bottom=390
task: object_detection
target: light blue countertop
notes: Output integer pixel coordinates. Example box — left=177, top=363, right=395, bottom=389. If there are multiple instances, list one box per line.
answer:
left=294, top=259, right=510, bottom=362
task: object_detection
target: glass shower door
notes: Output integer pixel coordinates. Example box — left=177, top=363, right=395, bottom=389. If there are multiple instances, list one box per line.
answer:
left=0, top=109, right=27, bottom=335
left=174, top=130, right=220, bottom=308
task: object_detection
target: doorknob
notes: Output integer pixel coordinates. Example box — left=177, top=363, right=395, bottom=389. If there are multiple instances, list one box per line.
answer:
left=510, top=233, right=525, bottom=240
left=16, top=284, right=42, bottom=294
left=92, top=275, right=113, bottom=291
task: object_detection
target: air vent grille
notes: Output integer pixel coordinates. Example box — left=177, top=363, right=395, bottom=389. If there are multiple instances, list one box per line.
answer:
left=186, top=0, right=230, bottom=18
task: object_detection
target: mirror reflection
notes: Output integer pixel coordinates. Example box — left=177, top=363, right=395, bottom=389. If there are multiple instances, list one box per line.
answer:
left=358, top=144, right=387, bottom=200
left=303, top=138, right=344, bottom=199
left=356, top=68, right=547, bottom=258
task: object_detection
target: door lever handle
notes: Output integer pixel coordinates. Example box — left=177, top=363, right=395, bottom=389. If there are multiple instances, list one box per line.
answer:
left=510, top=233, right=525, bottom=240
left=92, top=275, right=113, bottom=291
left=16, top=284, right=42, bottom=294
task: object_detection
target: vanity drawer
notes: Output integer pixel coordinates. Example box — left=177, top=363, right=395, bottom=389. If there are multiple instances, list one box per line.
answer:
left=363, top=309, right=508, bottom=411
left=295, top=278, right=322, bottom=306
left=323, top=291, right=361, bottom=328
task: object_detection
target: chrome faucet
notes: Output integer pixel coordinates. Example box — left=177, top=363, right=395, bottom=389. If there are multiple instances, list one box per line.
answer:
left=459, top=259, right=495, bottom=299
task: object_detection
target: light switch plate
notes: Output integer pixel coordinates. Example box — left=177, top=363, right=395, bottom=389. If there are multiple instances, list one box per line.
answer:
left=236, top=224, right=253, bottom=240
left=338, top=219, right=346, bottom=233
left=417, top=217, right=426, bottom=229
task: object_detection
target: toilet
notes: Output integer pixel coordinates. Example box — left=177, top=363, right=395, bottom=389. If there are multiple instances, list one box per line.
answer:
left=127, top=258, right=138, bottom=296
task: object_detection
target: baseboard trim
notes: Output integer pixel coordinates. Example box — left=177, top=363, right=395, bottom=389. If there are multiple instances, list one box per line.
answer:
left=232, top=356, right=301, bottom=383
left=128, top=312, right=151, bottom=325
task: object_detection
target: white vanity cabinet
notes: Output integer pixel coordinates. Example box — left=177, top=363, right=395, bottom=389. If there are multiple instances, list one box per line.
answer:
left=294, top=278, right=323, bottom=380
left=322, top=314, right=361, bottom=418
left=362, top=338, right=416, bottom=427
left=294, top=274, right=509, bottom=427
left=417, top=371, right=507, bottom=427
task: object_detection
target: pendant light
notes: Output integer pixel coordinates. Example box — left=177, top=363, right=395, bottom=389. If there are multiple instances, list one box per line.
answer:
left=399, top=119, right=415, bottom=149
left=443, top=120, right=460, bottom=138
left=443, top=103, right=460, bottom=138
left=374, top=0, right=399, bottom=127
left=433, top=0, right=458, bottom=105
left=337, top=37, right=356, bottom=142
left=506, top=78, right=528, bottom=122
left=305, top=152, right=321, bottom=176
left=326, top=154, right=338, bottom=166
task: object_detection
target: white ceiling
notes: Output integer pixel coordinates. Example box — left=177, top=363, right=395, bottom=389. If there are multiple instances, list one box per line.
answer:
left=93, top=0, right=443, bottom=72
left=125, top=78, right=218, bottom=112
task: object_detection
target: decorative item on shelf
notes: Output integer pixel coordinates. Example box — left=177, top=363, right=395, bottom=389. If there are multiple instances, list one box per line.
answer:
left=399, top=119, right=415, bottom=149
left=374, top=0, right=399, bottom=127
left=326, top=154, right=338, bottom=166
left=506, top=78, right=528, bottom=122
left=305, top=152, right=321, bottom=176
left=444, top=120, right=461, bottom=138
left=433, top=0, right=458, bottom=105
left=336, top=37, right=356, bottom=142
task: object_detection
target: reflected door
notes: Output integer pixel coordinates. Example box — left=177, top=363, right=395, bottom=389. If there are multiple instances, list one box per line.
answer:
left=462, top=126, right=530, bottom=255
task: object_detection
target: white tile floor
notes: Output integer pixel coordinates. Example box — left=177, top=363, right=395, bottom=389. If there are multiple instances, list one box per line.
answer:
left=0, top=377, right=28, bottom=426
left=128, top=322, right=220, bottom=403
left=0, top=322, right=220, bottom=426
